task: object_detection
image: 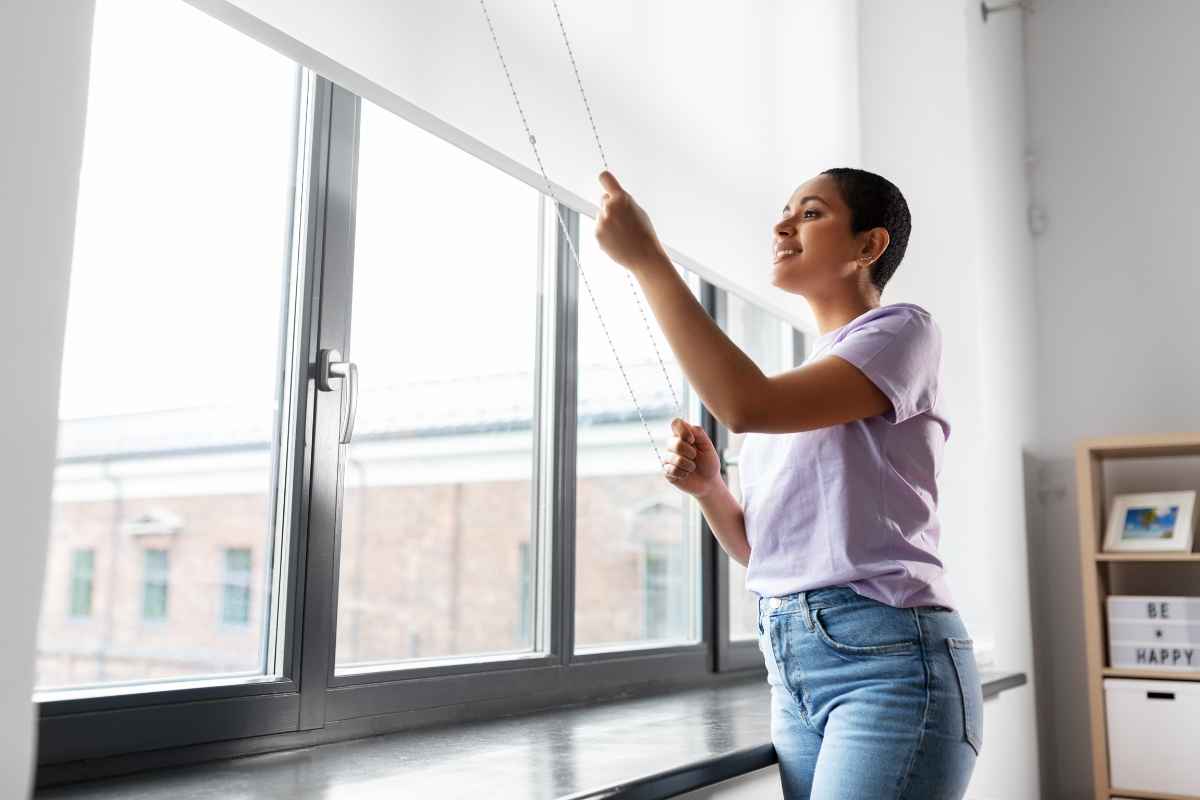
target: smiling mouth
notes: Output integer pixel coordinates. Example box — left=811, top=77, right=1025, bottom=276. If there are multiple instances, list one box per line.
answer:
left=773, top=249, right=800, bottom=263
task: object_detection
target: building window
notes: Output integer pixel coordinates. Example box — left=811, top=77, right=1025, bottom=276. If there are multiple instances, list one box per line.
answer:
left=142, top=549, right=169, bottom=622
left=221, top=548, right=253, bottom=626
left=69, top=549, right=95, bottom=618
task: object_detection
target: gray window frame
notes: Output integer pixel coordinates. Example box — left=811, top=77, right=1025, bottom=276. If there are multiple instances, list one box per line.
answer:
left=37, top=66, right=324, bottom=775
left=35, top=52, right=771, bottom=788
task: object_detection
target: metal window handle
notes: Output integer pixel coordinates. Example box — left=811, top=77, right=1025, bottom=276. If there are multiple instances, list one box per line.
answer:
left=317, top=348, right=358, bottom=445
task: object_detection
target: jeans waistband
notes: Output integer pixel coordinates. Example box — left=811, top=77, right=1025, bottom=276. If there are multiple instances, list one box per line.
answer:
left=757, top=585, right=862, bottom=616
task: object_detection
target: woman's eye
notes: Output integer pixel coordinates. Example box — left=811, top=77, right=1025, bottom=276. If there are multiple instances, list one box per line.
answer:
left=803, top=209, right=818, bottom=218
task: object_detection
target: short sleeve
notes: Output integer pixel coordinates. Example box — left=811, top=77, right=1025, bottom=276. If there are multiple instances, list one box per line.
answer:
left=825, top=306, right=941, bottom=425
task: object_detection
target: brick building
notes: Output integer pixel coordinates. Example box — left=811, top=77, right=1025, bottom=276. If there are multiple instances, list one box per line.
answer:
left=36, top=362, right=757, bottom=691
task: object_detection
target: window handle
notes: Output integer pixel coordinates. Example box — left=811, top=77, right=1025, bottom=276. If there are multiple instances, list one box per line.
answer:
left=317, top=348, right=359, bottom=445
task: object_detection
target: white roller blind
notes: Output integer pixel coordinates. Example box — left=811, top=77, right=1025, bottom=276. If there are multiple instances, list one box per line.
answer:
left=187, top=0, right=860, bottom=331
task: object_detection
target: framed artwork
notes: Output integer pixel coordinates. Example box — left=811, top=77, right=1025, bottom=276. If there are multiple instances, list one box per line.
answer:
left=1102, top=490, right=1197, bottom=553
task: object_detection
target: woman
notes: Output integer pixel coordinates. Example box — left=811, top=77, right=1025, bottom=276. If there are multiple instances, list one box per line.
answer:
left=595, top=167, right=982, bottom=800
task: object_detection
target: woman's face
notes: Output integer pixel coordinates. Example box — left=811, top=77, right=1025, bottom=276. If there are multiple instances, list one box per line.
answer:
left=771, top=174, right=867, bottom=294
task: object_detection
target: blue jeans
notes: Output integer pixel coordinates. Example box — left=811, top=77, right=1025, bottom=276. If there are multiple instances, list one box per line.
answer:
left=756, top=585, right=982, bottom=799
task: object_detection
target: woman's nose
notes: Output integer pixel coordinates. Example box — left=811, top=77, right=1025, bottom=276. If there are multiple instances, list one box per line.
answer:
left=774, top=220, right=794, bottom=237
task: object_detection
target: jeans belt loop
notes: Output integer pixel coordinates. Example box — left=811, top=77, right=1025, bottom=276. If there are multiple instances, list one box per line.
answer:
left=798, top=592, right=814, bottom=632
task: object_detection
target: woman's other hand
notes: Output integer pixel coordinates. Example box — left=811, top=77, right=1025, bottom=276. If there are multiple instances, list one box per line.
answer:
left=662, top=417, right=722, bottom=498
left=595, top=170, right=669, bottom=272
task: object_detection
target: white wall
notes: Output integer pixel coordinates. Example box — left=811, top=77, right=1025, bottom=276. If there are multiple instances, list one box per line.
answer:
left=858, top=1, right=1041, bottom=797
left=1, top=2, right=95, bottom=798
left=1024, top=1, right=1200, bottom=797
left=187, top=0, right=860, bottom=331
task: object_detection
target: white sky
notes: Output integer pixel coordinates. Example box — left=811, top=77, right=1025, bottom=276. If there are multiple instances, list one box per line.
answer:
left=60, top=0, right=687, bottom=423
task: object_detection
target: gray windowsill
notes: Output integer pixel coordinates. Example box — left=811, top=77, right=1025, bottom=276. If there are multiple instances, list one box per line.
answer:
left=35, top=669, right=1026, bottom=800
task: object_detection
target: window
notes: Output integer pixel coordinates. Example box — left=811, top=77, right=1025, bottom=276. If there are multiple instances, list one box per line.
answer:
left=221, top=549, right=252, bottom=626
left=142, top=550, right=169, bottom=622
left=68, top=549, right=94, bottom=619
left=332, top=96, right=543, bottom=673
left=36, top=0, right=301, bottom=693
left=573, top=217, right=702, bottom=651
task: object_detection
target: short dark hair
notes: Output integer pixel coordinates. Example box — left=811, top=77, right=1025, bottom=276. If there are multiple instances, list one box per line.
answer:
left=819, top=167, right=911, bottom=294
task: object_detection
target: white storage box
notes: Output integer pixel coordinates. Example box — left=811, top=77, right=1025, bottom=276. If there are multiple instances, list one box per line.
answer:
left=1109, top=618, right=1200, bottom=645
left=1108, top=641, right=1200, bottom=671
left=1107, top=595, right=1200, bottom=623
left=1104, top=678, right=1200, bottom=796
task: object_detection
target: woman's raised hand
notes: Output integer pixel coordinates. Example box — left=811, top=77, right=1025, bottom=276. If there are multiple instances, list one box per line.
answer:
left=662, top=417, right=722, bottom=498
left=595, top=170, right=669, bottom=273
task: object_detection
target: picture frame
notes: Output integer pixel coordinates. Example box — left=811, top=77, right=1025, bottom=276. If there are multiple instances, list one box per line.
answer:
left=1102, top=490, right=1197, bottom=553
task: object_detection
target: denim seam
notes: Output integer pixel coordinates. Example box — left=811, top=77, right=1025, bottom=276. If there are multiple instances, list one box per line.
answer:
left=895, top=607, right=932, bottom=800
left=766, top=609, right=807, bottom=619
left=769, top=615, right=816, bottom=729
left=947, top=638, right=982, bottom=755
left=810, top=606, right=921, bottom=657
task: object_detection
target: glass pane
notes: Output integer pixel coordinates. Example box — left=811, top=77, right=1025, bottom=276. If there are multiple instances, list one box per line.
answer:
left=35, top=0, right=302, bottom=693
left=722, top=294, right=798, bottom=640
left=574, top=218, right=700, bottom=651
left=334, top=99, right=542, bottom=672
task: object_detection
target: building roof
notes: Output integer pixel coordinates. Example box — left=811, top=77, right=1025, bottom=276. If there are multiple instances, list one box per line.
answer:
left=57, top=362, right=685, bottom=462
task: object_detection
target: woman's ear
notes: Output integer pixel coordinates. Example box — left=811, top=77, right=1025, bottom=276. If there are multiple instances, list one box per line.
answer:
left=868, top=227, right=890, bottom=261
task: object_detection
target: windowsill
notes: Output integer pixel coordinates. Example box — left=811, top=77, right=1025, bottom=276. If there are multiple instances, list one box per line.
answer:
left=36, top=669, right=1026, bottom=799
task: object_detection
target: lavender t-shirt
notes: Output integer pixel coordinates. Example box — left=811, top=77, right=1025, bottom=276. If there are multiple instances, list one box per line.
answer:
left=739, top=302, right=956, bottom=610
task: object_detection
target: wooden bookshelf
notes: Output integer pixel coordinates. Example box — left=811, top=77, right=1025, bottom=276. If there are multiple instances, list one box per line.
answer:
left=1076, top=432, right=1200, bottom=800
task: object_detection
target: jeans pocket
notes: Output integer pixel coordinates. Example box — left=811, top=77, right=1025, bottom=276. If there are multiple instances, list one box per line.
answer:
left=947, top=637, right=983, bottom=756
left=811, top=602, right=921, bottom=656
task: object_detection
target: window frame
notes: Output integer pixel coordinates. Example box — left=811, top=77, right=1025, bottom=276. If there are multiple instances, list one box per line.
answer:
left=34, top=9, right=781, bottom=777
left=308, top=101, right=719, bottom=722
left=36, top=66, right=326, bottom=770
